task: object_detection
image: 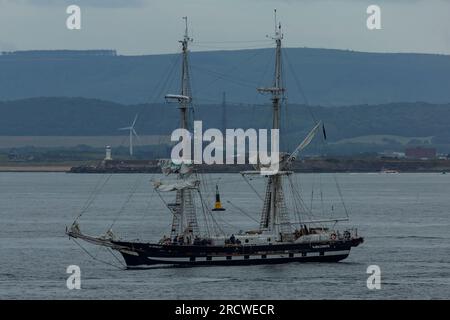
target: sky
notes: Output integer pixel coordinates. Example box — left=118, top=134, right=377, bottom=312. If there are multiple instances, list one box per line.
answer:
left=0, top=0, right=449, bottom=55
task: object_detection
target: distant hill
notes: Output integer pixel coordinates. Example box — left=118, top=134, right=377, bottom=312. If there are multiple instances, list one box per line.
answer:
left=1, top=48, right=450, bottom=105
left=1, top=97, right=449, bottom=154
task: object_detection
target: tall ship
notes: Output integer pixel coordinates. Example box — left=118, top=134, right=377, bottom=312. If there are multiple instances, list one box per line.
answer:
left=67, top=14, right=363, bottom=268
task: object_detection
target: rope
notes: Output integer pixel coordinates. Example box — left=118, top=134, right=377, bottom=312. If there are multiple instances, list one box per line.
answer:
left=333, top=174, right=349, bottom=218
left=75, top=174, right=113, bottom=222
left=191, top=43, right=273, bottom=51
left=194, top=39, right=273, bottom=44
left=72, top=55, right=181, bottom=225
left=194, top=49, right=269, bottom=99
left=71, top=238, right=124, bottom=270
left=283, top=50, right=318, bottom=124
left=197, top=189, right=225, bottom=236
left=191, top=64, right=259, bottom=89
left=287, top=175, right=303, bottom=225
left=225, top=200, right=259, bottom=223
left=107, top=175, right=144, bottom=231
left=290, top=174, right=316, bottom=223
left=155, top=188, right=172, bottom=211
left=242, top=174, right=264, bottom=201
left=107, top=248, right=127, bottom=268
left=255, top=49, right=275, bottom=106
left=214, top=213, right=241, bottom=231
left=196, top=189, right=212, bottom=237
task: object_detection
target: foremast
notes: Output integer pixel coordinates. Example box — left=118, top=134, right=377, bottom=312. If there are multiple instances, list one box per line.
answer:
left=257, top=11, right=293, bottom=241
left=165, top=17, right=199, bottom=240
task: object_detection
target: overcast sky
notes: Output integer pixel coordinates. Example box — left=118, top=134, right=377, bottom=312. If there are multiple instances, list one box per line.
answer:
left=0, top=0, right=449, bottom=55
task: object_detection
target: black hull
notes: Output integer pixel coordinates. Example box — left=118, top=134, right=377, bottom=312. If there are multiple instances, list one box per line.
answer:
left=122, top=253, right=350, bottom=267
left=112, top=238, right=363, bottom=268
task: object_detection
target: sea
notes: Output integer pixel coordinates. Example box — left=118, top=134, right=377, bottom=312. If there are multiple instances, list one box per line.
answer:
left=0, top=172, right=449, bottom=299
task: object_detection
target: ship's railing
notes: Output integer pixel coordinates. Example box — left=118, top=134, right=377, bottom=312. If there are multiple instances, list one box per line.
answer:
left=332, top=228, right=358, bottom=241
left=297, top=227, right=359, bottom=243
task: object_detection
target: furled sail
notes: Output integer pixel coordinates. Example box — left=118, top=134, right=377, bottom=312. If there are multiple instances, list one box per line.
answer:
left=164, top=94, right=192, bottom=103
left=287, top=121, right=322, bottom=163
left=153, top=180, right=200, bottom=192
left=158, top=159, right=193, bottom=176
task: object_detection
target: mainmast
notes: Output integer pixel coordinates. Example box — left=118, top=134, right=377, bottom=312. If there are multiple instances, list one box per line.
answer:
left=272, top=9, right=283, bottom=131
left=221, top=91, right=227, bottom=135
left=165, top=17, right=199, bottom=240
left=180, top=16, right=192, bottom=130
left=257, top=10, right=292, bottom=241
left=258, top=10, right=284, bottom=129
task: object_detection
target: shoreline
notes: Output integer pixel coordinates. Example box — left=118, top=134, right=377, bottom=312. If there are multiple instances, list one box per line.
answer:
left=1, top=158, right=449, bottom=173
left=0, top=166, right=448, bottom=174
left=0, top=165, right=72, bottom=172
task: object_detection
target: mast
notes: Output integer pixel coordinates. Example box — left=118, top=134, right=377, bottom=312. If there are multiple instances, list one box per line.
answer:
left=180, top=16, right=192, bottom=130
left=221, top=91, right=227, bottom=135
left=272, top=9, right=282, bottom=131
left=221, top=92, right=227, bottom=163
left=166, top=17, right=199, bottom=240
left=257, top=10, right=292, bottom=241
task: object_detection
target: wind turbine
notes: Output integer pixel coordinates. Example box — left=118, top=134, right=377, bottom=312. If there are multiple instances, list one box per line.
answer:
left=119, top=114, right=139, bottom=157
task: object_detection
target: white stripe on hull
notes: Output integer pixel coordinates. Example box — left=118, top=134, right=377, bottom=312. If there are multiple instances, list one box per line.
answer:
left=147, top=250, right=349, bottom=263
left=326, top=250, right=349, bottom=256
left=150, top=257, right=190, bottom=262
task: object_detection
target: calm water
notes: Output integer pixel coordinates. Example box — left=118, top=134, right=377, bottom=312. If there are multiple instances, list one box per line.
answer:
left=0, top=172, right=449, bottom=299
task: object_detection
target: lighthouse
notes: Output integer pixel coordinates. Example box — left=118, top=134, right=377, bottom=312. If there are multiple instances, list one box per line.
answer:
left=104, top=145, right=112, bottom=161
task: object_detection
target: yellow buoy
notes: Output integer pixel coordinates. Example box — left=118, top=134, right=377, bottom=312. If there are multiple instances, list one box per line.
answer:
left=212, top=185, right=225, bottom=211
